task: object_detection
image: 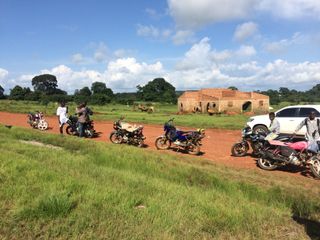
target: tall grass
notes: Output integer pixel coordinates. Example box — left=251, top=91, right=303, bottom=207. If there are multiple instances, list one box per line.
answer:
left=0, top=126, right=319, bottom=239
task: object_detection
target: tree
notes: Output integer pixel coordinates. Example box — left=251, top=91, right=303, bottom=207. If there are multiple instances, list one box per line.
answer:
left=228, top=86, right=238, bottom=90
left=31, top=74, right=58, bottom=94
left=9, top=85, right=32, bottom=100
left=74, top=87, right=92, bottom=104
left=137, top=78, right=176, bottom=103
left=91, top=82, right=113, bottom=97
left=0, top=85, right=4, bottom=99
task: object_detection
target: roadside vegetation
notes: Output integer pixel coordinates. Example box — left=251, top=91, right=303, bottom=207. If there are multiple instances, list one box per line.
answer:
left=0, top=100, right=249, bottom=129
left=0, top=126, right=319, bottom=239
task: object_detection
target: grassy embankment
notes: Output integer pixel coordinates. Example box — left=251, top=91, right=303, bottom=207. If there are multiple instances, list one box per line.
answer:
left=0, top=100, right=249, bottom=130
left=0, top=125, right=319, bottom=239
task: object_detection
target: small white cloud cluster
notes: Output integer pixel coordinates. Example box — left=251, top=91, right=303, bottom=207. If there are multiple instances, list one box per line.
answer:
left=168, top=0, right=320, bottom=29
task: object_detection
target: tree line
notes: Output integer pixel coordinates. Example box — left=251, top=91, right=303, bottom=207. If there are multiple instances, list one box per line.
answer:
left=1, top=74, right=320, bottom=105
left=0, top=74, right=177, bottom=105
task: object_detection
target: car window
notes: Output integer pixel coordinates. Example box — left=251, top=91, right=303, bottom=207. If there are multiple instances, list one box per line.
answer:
left=298, top=108, right=320, bottom=117
left=276, top=108, right=298, bottom=117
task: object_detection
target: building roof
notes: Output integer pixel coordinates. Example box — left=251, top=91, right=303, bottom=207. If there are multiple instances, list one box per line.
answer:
left=178, top=88, right=269, bottom=101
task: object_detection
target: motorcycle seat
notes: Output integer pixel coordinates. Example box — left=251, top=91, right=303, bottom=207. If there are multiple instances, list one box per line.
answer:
left=121, top=123, right=142, bottom=132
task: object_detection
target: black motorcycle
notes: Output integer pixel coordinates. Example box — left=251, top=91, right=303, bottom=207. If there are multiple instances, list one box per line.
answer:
left=109, top=118, right=145, bottom=147
left=155, top=118, right=205, bottom=155
left=66, top=115, right=96, bottom=138
left=231, top=126, right=266, bottom=157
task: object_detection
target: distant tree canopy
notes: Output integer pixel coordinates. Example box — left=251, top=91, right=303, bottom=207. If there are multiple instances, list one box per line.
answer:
left=137, top=78, right=177, bottom=103
left=9, top=86, right=33, bottom=100
left=228, top=86, right=238, bottom=90
left=0, top=85, right=4, bottom=99
left=32, top=74, right=58, bottom=94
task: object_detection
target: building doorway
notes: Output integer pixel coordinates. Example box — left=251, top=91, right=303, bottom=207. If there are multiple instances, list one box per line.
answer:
left=242, top=101, right=252, bottom=112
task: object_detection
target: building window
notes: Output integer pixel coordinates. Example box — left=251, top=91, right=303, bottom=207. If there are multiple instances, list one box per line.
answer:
left=259, top=100, right=263, bottom=106
left=228, top=101, right=233, bottom=107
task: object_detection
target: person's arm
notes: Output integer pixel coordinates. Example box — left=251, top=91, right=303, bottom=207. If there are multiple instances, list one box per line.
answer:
left=294, top=119, right=305, bottom=133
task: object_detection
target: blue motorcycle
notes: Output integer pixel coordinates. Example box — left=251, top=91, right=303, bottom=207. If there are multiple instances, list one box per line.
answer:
left=155, top=118, right=205, bottom=155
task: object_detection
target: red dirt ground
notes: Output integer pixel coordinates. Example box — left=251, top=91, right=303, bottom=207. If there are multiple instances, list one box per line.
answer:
left=0, top=111, right=318, bottom=181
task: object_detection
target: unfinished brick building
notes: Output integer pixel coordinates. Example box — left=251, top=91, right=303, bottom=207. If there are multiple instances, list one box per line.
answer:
left=178, top=88, right=269, bottom=114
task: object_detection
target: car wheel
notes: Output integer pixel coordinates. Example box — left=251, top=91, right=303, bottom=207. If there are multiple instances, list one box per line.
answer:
left=253, top=125, right=268, bottom=135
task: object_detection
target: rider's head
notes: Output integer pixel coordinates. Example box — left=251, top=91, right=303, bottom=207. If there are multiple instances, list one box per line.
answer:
left=269, top=112, right=275, bottom=121
left=60, top=101, right=65, bottom=107
left=309, top=111, right=316, bottom=120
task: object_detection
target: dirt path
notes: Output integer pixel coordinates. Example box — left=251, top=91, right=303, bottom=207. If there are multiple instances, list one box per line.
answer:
left=0, top=111, right=317, bottom=181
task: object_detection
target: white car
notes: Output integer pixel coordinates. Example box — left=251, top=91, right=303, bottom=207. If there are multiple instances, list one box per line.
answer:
left=247, top=105, right=320, bottom=135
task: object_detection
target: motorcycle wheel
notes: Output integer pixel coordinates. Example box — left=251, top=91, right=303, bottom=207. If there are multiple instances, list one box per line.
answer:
left=257, top=156, right=278, bottom=170
left=137, top=140, right=145, bottom=148
left=155, top=136, right=171, bottom=150
left=231, top=142, right=248, bottom=157
left=66, top=126, right=75, bottom=135
left=310, top=156, right=320, bottom=179
left=37, top=120, right=48, bottom=131
left=187, top=143, right=200, bottom=155
left=110, top=132, right=123, bottom=144
left=85, top=129, right=94, bottom=138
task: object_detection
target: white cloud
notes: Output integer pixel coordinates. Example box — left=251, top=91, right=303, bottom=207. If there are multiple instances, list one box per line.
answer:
left=234, top=22, right=258, bottom=41
left=94, top=42, right=108, bottom=62
left=0, top=68, right=9, bottom=79
left=236, top=45, right=256, bottom=57
left=257, top=0, right=320, bottom=20
left=137, top=24, right=160, bottom=38
left=264, top=32, right=306, bottom=54
left=106, top=58, right=164, bottom=90
left=168, top=0, right=320, bottom=30
left=168, top=0, right=256, bottom=29
left=136, top=24, right=172, bottom=40
left=172, top=30, right=195, bottom=45
left=71, top=53, right=84, bottom=64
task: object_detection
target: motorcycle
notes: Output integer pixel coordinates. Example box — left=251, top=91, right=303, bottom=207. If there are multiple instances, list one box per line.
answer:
left=257, top=138, right=320, bottom=179
left=27, top=112, right=48, bottom=131
left=155, top=118, right=205, bottom=155
left=109, top=118, right=146, bottom=147
left=66, top=115, right=96, bottom=138
left=231, top=126, right=267, bottom=157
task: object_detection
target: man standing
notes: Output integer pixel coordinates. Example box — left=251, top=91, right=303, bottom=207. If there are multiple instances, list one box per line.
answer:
left=56, top=102, right=68, bottom=134
left=294, top=111, right=320, bottom=151
left=76, top=103, right=87, bottom=137
left=265, top=112, right=280, bottom=141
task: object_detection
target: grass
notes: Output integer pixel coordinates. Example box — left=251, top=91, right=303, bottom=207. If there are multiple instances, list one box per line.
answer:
left=0, top=100, right=249, bottom=130
left=0, top=125, right=320, bottom=239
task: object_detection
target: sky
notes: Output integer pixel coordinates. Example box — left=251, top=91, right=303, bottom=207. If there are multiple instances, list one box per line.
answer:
left=1, top=0, right=320, bottom=93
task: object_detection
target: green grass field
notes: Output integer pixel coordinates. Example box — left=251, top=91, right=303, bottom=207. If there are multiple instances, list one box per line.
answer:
left=0, top=100, right=251, bottom=130
left=0, top=126, right=319, bottom=239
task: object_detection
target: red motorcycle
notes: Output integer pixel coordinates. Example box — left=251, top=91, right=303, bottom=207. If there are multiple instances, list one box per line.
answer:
left=258, top=138, right=320, bottom=179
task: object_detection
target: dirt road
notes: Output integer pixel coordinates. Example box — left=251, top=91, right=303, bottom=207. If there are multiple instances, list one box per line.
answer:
left=0, top=111, right=317, bottom=180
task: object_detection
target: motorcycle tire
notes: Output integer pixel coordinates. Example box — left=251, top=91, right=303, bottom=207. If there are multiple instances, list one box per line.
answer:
left=231, top=142, right=248, bottom=157
left=310, top=156, right=320, bottom=179
left=85, top=129, right=94, bottom=138
left=66, top=126, right=77, bottom=136
left=110, top=132, right=123, bottom=144
left=137, top=140, right=145, bottom=148
left=155, top=136, right=171, bottom=150
left=187, top=143, right=200, bottom=155
left=257, top=156, right=278, bottom=170
left=37, top=120, right=48, bottom=131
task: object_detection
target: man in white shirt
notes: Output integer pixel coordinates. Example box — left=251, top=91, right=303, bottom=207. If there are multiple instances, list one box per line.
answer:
left=56, top=102, right=68, bottom=134
left=265, top=112, right=280, bottom=141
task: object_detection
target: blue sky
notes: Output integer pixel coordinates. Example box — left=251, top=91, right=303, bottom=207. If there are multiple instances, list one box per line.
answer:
left=1, top=0, right=320, bottom=93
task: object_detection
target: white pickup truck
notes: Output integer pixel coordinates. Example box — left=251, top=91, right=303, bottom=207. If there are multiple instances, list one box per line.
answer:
left=246, top=105, right=320, bottom=135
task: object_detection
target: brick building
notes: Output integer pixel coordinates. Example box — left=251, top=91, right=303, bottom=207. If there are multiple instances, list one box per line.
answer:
left=178, top=88, right=269, bottom=114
